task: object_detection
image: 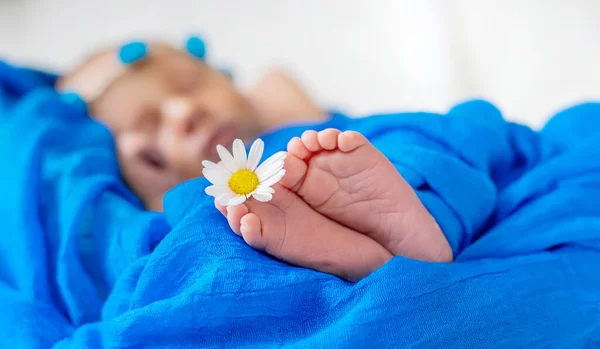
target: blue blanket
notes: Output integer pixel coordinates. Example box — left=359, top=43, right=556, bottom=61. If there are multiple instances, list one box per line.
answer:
left=1, top=60, right=599, bottom=348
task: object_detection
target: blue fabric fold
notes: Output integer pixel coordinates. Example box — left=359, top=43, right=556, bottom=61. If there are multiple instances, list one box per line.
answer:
left=1, top=60, right=599, bottom=348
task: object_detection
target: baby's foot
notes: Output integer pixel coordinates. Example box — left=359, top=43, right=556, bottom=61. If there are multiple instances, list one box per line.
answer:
left=284, top=129, right=453, bottom=262
left=215, top=184, right=392, bottom=282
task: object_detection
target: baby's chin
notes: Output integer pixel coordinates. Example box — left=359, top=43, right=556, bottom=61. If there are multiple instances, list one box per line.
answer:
left=205, top=124, right=240, bottom=158
left=173, top=159, right=207, bottom=182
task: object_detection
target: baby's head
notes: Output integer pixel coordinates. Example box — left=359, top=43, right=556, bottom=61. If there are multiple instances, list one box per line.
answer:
left=58, top=40, right=263, bottom=211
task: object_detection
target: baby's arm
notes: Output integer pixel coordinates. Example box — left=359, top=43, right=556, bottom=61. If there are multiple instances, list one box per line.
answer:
left=245, top=70, right=326, bottom=129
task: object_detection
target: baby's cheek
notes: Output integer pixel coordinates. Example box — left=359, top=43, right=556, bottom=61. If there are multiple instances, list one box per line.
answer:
left=117, top=133, right=147, bottom=156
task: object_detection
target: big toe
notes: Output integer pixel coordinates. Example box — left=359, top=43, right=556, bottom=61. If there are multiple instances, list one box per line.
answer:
left=226, top=204, right=249, bottom=235
left=239, top=213, right=266, bottom=250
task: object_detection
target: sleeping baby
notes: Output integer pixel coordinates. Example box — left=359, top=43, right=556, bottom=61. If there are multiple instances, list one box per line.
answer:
left=57, top=37, right=452, bottom=282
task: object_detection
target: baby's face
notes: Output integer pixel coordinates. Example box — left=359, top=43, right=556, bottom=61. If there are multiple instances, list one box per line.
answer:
left=90, top=47, right=262, bottom=210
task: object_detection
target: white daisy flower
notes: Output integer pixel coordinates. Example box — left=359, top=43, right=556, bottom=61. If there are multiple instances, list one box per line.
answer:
left=202, top=138, right=286, bottom=206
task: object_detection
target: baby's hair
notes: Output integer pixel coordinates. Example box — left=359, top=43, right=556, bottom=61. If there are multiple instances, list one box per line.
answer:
left=57, top=45, right=126, bottom=107
left=57, top=42, right=174, bottom=107
left=58, top=37, right=209, bottom=107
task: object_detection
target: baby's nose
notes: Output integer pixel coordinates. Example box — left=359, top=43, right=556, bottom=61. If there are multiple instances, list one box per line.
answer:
left=162, top=97, right=205, bottom=136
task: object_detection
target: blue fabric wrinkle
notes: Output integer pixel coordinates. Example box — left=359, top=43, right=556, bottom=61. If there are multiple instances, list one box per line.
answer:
left=1, top=61, right=599, bottom=348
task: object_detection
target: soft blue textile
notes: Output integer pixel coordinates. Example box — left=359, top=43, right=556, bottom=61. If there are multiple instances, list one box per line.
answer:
left=1, top=60, right=599, bottom=348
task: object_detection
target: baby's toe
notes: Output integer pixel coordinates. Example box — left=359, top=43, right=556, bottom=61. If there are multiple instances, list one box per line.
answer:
left=239, top=213, right=266, bottom=250
left=287, top=137, right=311, bottom=160
left=337, top=131, right=369, bottom=152
left=317, top=129, right=341, bottom=150
left=301, top=130, right=321, bottom=152
left=280, top=153, right=308, bottom=191
left=226, top=204, right=249, bottom=235
left=215, top=200, right=227, bottom=216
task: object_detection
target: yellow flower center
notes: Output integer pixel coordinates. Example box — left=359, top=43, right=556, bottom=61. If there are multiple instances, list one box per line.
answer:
left=228, top=169, right=259, bottom=196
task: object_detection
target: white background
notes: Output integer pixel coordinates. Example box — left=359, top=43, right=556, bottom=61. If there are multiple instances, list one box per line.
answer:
left=1, top=0, right=599, bottom=128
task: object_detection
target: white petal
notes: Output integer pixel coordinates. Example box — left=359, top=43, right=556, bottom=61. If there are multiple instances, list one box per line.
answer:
left=202, top=160, right=231, bottom=173
left=232, top=139, right=247, bottom=169
left=254, top=185, right=276, bottom=196
left=202, top=167, right=230, bottom=185
left=218, top=192, right=235, bottom=205
left=204, top=185, right=228, bottom=197
left=202, top=163, right=230, bottom=177
left=252, top=191, right=273, bottom=202
left=255, top=156, right=285, bottom=182
left=247, top=139, right=264, bottom=171
left=228, top=195, right=247, bottom=206
left=217, top=145, right=238, bottom=173
left=202, top=160, right=219, bottom=169
left=261, top=151, right=287, bottom=169
left=261, top=186, right=275, bottom=194
left=256, top=161, right=284, bottom=182
left=255, top=151, right=287, bottom=180
left=260, top=169, right=286, bottom=188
